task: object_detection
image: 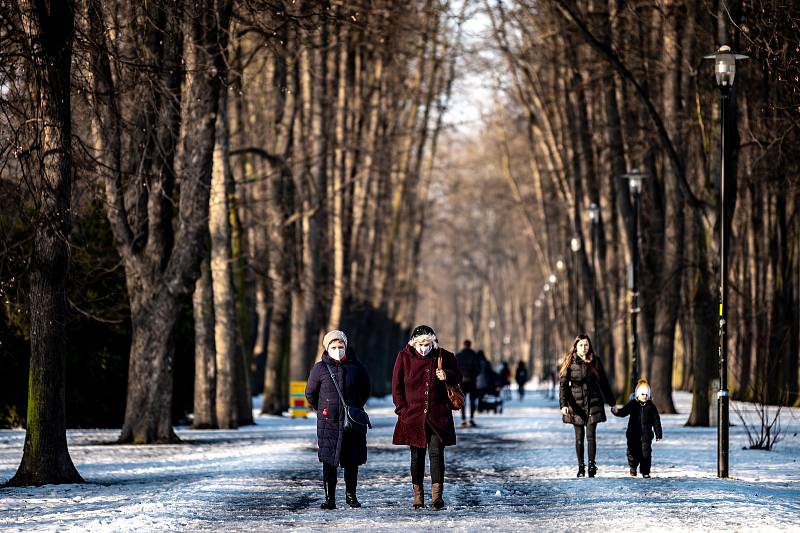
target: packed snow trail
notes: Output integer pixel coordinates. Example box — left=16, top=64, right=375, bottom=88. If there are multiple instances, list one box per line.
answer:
left=1, top=390, right=799, bottom=531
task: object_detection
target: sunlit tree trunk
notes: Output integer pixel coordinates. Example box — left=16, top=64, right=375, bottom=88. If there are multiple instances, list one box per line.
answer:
left=193, top=256, right=216, bottom=429
left=211, top=86, right=239, bottom=429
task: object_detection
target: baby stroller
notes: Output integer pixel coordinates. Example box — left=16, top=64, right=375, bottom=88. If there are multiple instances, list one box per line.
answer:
left=477, top=386, right=504, bottom=414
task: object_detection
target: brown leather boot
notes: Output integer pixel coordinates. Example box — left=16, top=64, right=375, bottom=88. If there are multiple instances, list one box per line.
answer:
left=431, top=482, right=445, bottom=510
left=412, top=484, right=425, bottom=509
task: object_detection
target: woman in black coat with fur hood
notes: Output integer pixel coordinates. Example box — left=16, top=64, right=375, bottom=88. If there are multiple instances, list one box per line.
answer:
left=559, top=334, right=615, bottom=478
left=306, top=330, right=371, bottom=510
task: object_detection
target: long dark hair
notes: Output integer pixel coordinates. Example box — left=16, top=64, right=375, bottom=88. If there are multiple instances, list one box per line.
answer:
left=559, top=334, right=597, bottom=376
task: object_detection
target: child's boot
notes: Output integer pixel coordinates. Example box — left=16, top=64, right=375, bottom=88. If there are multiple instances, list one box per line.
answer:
left=587, top=462, right=597, bottom=477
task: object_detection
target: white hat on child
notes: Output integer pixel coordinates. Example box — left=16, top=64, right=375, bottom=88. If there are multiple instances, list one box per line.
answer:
left=635, top=384, right=651, bottom=401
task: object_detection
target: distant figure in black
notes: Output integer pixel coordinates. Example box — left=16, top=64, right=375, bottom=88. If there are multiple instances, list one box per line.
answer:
left=559, top=334, right=614, bottom=478
left=498, top=360, right=511, bottom=400
left=515, top=361, right=529, bottom=400
left=306, top=330, right=371, bottom=509
left=475, top=350, right=497, bottom=398
left=455, top=339, right=481, bottom=427
left=612, top=378, right=663, bottom=478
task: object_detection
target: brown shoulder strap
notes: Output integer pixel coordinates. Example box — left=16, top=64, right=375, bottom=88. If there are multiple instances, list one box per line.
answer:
left=437, top=349, right=443, bottom=369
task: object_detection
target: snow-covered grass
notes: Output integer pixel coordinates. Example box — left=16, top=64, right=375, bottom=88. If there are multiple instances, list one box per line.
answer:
left=1, top=390, right=798, bottom=532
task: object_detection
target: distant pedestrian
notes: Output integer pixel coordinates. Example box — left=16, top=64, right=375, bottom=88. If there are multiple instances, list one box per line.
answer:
left=392, top=325, right=463, bottom=510
left=306, top=330, right=371, bottom=509
left=475, top=351, right=497, bottom=398
left=515, top=361, right=529, bottom=400
left=455, top=339, right=481, bottom=427
left=498, top=360, right=512, bottom=400
left=612, top=378, right=663, bottom=478
left=559, top=334, right=615, bottom=478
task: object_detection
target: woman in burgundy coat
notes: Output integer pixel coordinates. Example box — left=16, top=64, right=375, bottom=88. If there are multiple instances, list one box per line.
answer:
left=392, top=325, right=463, bottom=510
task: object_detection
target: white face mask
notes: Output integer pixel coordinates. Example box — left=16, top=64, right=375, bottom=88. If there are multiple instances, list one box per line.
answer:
left=329, top=347, right=345, bottom=360
left=417, top=344, right=432, bottom=356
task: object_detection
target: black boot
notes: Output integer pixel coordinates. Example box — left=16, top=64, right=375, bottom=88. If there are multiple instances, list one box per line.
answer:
left=346, top=492, right=361, bottom=508
left=321, top=481, right=336, bottom=510
left=577, top=464, right=586, bottom=477
left=588, top=462, right=597, bottom=478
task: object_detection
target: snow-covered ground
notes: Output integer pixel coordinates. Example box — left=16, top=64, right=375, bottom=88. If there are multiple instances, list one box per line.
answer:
left=1, top=389, right=798, bottom=532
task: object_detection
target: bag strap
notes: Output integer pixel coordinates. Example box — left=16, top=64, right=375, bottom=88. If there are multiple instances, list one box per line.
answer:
left=324, top=361, right=347, bottom=406
left=437, top=348, right=443, bottom=370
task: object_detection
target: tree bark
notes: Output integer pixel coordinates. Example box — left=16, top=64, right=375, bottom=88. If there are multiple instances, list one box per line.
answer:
left=686, top=212, right=715, bottom=426
left=117, top=0, right=232, bottom=443
left=192, top=256, right=216, bottom=429
left=9, top=0, right=83, bottom=486
left=211, top=86, right=239, bottom=430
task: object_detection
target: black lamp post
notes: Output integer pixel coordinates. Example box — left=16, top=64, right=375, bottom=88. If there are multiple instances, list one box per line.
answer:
left=705, top=44, right=748, bottom=480
left=588, top=203, right=600, bottom=345
left=621, top=169, right=647, bottom=395
left=570, top=237, right=581, bottom=332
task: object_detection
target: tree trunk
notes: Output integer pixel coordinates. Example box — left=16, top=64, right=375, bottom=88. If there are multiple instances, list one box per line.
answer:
left=119, top=0, right=233, bottom=443
left=192, top=256, right=216, bottom=429
left=121, top=293, right=181, bottom=443
left=649, top=0, right=685, bottom=414
left=8, top=0, right=83, bottom=486
left=686, top=213, right=715, bottom=426
left=210, top=87, right=238, bottom=429
left=327, top=26, right=348, bottom=333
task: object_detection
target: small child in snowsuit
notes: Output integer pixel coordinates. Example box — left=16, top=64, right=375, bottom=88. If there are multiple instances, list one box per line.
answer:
left=612, top=378, right=662, bottom=478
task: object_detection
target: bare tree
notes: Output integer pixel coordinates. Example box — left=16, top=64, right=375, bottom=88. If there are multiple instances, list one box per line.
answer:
left=7, top=0, right=83, bottom=486
left=88, top=0, right=233, bottom=443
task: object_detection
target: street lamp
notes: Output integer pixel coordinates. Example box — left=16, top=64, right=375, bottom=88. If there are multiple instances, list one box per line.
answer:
left=570, top=237, right=581, bottom=332
left=620, top=169, right=647, bottom=396
left=704, top=44, right=748, bottom=480
left=588, top=203, right=600, bottom=346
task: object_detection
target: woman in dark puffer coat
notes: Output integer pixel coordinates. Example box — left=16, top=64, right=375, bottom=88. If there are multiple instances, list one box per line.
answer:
left=306, top=330, right=371, bottom=510
left=392, top=325, right=463, bottom=510
left=559, top=334, right=615, bottom=478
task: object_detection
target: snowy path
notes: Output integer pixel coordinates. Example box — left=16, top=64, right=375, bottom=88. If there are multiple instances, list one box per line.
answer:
left=1, top=390, right=799, bottom=532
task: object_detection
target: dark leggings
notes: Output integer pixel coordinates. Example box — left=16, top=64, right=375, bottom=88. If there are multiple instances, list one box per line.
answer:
left=573, top=423, right=597, bottom=465
left=322, top=462, right=358, bottom=493
left=410, top=425, right=444, bottom=484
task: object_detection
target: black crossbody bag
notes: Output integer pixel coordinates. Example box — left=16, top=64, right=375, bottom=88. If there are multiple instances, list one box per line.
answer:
left=324, top=362, right=372, bottom=435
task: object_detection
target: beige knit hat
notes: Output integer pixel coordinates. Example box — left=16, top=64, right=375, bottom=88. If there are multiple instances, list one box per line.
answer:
left=322, top=330, right=348, bottom=351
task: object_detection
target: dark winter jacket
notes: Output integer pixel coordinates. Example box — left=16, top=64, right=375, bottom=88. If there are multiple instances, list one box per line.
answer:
left=456, top=348, right=481, bottom=384
left=476, top=359, right=497, bottom=392
left=515, top=364, right=529, bottom=385
left=392, top=345, right=463, bottom=448
left=559, top=355, right=614, bottom=426
left=306, top=351, right=371, bottom=467
left=613, top=399, right=663, bottom=441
